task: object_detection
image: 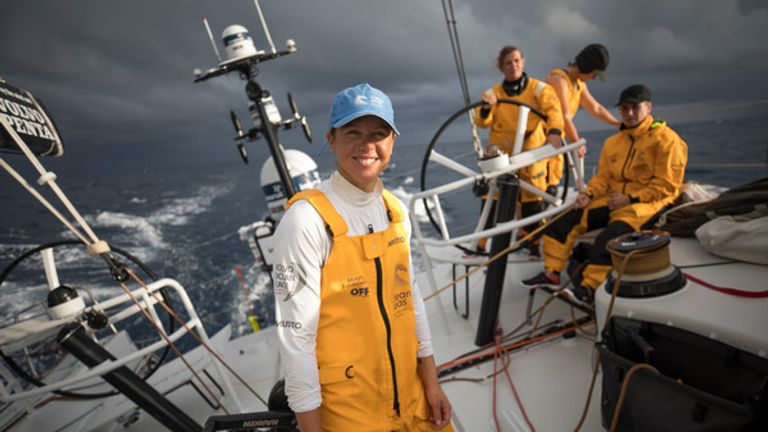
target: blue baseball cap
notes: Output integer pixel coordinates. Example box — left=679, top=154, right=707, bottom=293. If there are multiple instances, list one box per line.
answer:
left=328, top=83, right=399, bottom=134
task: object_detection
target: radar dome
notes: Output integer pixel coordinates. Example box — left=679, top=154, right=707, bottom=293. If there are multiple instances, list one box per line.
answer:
left=260, top=149, right=321, bottom=219
left=221, top=24, right=260, bottom=62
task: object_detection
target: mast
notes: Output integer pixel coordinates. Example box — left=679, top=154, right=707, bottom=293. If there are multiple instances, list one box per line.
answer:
left=193, top=6, right=308, bottom=202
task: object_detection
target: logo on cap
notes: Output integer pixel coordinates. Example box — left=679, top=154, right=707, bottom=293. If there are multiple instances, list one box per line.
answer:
left=353, top=95, right=385, bottom=107
left=328, top=83, right=399, bottom=134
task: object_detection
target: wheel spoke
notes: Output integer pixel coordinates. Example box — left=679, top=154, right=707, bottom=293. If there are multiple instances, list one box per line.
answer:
left=429, top=149, right=478, bottom=178
left=420, top=99, right=582, bottom=255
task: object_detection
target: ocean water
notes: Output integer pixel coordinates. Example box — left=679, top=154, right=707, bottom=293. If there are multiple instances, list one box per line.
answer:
left=1, top=114, right=766, bottom=341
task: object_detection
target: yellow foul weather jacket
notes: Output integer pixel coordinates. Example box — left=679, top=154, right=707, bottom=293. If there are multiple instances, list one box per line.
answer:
left=584, top=114, right=688, bottom=229
left=475, top=78, right=565, bottom=201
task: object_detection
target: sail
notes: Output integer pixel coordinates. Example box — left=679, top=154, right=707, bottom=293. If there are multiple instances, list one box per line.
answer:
left=0, top=80, right=63, bottom=157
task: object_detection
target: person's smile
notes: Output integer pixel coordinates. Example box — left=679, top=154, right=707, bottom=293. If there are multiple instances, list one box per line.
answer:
left=327, top=115, right=395, bottom=192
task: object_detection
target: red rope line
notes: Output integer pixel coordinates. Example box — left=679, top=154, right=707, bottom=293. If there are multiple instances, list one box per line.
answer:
left=502, top=353, right=536, bottom=432
left=492, top=329, right=502, bottom=432
left=438, top=325, right=578, bottom=371
left=491, top=326, right=537, bottom=432
left=685, top=272, right=768, bottom=298
left=235, top=266, right=256, bottom=315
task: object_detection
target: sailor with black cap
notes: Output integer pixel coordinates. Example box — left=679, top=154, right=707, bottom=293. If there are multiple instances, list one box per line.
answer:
left=545, top=44, right=620, bottom=194
left=522, top=84, right=688, bottom=304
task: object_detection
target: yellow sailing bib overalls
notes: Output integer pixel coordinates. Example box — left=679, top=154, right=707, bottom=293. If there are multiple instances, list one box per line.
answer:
left=288, top=189, right=452, bottom=432
left=546, top=68, right=584, bottom=188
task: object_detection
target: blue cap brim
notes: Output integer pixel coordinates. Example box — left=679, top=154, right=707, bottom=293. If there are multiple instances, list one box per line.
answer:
left=330, top=111, right=400, bottom=135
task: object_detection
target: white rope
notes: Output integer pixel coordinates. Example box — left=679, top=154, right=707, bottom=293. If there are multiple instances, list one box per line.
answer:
left=0, top=115, right=104, bottom=249
left=0, top=158, right=90, bottom=244
left=468, top=109, right=484, bottom=158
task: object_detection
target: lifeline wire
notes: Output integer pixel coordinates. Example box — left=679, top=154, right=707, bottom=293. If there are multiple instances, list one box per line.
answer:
left=424, top=202, right=575, bottom=302
left=116, top=278, right=230, bottom=414
left=0, top=113, right=116, bottom=265
left=126, top=268, right=269, bottom=407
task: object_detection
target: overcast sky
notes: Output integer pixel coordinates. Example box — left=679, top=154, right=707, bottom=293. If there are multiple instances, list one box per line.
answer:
left=2, top=0, right=768, bottom=170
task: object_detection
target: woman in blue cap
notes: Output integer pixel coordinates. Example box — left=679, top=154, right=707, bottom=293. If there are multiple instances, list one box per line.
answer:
left=272, top=83, right=453, bottom=431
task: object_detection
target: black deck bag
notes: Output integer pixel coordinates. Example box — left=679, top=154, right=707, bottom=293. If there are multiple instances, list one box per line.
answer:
left=597, top=316, right=768, bottom=431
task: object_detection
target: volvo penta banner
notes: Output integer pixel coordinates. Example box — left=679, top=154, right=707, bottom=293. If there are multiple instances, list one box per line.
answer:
left=0, top=79, right=63, bottom=156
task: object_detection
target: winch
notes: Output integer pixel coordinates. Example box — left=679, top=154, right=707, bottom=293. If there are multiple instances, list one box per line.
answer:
left=604, top=231, right=686, bottom=298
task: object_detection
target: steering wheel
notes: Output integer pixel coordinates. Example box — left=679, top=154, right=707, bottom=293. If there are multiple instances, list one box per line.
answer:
left=0, top=240, right=175, bottom=399
left=419, top=99, right=570, bottom=255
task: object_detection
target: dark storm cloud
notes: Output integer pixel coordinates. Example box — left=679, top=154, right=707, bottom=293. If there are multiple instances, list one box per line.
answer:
left=2, top=0, right=767, bottom=167
left=461, top=0, right=768, bottom=102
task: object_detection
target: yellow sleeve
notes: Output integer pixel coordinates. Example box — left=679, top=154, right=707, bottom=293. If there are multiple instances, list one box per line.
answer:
left=635, top=129, right=688, bottom=203
left=536, top=84, right=565, bottom=135
left=584, top=136, right=614, bottom=198
left=474, top=104, right=494, bottom=129
left=474, top=86, right=497, bottom=129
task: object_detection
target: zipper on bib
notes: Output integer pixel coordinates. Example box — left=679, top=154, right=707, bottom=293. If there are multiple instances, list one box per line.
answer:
left=369, top=224, right=400, bottom=416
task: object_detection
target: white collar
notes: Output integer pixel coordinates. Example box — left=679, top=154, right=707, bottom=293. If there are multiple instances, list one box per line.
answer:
left=330, top=171, right=383, bottom=207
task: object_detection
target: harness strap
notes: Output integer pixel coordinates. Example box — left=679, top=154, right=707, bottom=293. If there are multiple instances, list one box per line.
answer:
left=288, top=190, right=348, bottom=239
left=288, top=188, right=404, bottom=238
left=381, top=189, right=405, bottom=223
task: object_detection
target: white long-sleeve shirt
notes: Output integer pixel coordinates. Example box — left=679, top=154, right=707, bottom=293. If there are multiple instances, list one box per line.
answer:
left=272, top=171, right=432, bottom=413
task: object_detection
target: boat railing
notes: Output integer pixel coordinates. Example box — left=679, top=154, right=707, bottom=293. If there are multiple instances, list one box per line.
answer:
left=0, top=278, right=239, bottom=408
left=408, top=140, right=585, bottom=303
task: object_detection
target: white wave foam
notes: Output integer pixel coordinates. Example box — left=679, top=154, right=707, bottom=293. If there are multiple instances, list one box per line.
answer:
left=151, top=184, right=231, bottom=226
left=86, top=182, right=234, bottom=259
left=0, top=281, right=49, bottom=323
left=93, top=211, right=167, bottom=249
left=0, top=242, right=41, bottom=263
left=50, top=244, right=94, bottom=266
left=389, top=183, right=431, bottom=223
left=80, top=285, right=127, bottom=302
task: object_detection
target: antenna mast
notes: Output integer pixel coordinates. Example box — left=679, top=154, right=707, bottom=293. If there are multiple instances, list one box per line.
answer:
left=253, top=0, right=277, bottom=54
left=202, top=17, right=222, bottom=62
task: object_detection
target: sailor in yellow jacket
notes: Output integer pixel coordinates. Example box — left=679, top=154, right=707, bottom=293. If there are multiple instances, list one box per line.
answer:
left=273, top=83, right=453, bottom=431
left=474, top=46, right=565, bottom=252
left=545, top=44, right=619, bottom=192
left=521, top=84, right=688, bottom=302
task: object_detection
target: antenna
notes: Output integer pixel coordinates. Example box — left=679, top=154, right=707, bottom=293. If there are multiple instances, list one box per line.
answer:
left=202, top=17, right=222, bottom=63
left=193, top=2, right=306, bottom=200
left=253, top=0, right=277, bottom=54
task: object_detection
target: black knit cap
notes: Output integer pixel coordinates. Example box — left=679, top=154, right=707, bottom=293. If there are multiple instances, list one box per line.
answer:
left=575, top=44, right=610, bottom=75
left=616, top=84, right=652, bottom=106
